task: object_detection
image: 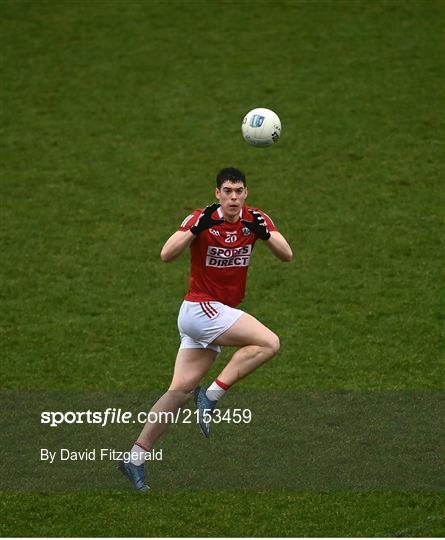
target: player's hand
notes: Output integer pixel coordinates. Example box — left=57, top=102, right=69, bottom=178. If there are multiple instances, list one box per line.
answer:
left=242, top=210, right=271, bottom=241
left=190, top=203, right=224, bottom=235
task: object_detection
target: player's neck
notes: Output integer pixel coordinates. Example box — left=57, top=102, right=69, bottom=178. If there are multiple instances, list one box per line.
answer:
left=222, top=212, right=241, bottom=224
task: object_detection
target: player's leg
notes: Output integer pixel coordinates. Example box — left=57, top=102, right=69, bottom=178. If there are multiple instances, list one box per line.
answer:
left=212, top=312, right=280, bottom=385
left=119, top=346, right=216, bottom=491
left=194, top=312, right=279, bottom=437
left=135, top=347, right=217, bottom=449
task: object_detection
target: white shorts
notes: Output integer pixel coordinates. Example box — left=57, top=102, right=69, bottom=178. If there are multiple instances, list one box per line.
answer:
left=177, top=300, right=244, bottom=353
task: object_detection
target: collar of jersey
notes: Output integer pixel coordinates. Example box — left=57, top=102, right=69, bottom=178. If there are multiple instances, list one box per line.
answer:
left=217, top=206, right=244, bottom=221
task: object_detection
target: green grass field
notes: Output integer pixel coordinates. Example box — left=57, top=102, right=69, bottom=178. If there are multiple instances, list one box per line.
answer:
left=1, top=0, right=444, bottom=536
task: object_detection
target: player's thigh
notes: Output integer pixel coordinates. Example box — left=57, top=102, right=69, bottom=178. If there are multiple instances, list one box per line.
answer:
left=213, top=312, right=280, bottom=350
left=169, top=347, right=217, bottom=391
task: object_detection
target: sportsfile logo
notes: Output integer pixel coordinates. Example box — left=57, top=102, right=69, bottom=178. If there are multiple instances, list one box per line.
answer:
left=206, top=245, right=252, bottom=267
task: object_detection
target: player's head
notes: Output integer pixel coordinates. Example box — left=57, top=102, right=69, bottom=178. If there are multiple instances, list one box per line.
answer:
left=216, top=167, right=246, bottom=188
left=215, top=167, right=248, bottom=221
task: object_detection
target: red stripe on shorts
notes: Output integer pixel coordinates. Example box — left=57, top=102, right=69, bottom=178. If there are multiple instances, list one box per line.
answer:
left=200, top=302, right=213, bottom=319
left=200, top=302, right=218, bottom=319
left=204, top=302, right=218, bottom=317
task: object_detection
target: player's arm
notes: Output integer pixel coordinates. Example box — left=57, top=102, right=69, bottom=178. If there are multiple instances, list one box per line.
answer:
left=242, top=209, right=293, bottom=262
left=160, top=203, right=223, bottom=263
left=160, top=230, right=195, bottom=262
left=265, top=231, right=293, bottom=262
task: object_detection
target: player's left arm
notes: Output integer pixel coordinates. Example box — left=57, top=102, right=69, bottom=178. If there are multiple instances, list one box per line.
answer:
left=242, top=208, right=293, bottom=262
left=265, top=231, right=293, bottom=262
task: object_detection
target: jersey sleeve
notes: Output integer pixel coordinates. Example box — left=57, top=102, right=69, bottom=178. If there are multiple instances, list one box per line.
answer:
left=178, top=209, right=202, bottom=231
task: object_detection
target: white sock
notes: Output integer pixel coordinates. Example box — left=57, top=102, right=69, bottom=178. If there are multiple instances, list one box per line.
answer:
left=206, top=379, right=230, bottom=402
left=130, top=442, right=148, bottom=466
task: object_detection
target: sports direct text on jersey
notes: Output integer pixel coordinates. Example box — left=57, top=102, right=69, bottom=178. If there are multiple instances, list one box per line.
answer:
left=206, top=245, right=252, bottom=267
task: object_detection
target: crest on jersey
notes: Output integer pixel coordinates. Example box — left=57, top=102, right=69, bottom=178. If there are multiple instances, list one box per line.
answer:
left=242, top=227, right=251, bottom=236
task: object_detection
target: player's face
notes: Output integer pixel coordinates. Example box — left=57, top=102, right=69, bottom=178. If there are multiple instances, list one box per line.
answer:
left=215, top=181, right=248, bottom=221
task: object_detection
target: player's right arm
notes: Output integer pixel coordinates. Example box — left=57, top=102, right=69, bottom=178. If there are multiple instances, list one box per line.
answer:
left=160, top=230, right=195, bottom=262
left=160, top=204, right=223, bottom=263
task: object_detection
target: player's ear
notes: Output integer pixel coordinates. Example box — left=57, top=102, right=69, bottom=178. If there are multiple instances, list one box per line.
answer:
left=215, top=187, right=220, bottom=200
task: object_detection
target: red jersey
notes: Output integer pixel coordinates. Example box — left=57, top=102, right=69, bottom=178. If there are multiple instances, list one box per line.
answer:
left=178, top=205, right=278, bottom=307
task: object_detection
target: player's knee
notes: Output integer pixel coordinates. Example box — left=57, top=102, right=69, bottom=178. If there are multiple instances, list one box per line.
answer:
left=266, top=333, right=280, bottom=356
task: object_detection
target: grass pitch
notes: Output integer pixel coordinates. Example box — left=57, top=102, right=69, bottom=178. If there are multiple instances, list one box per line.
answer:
left=1, top=0, right=444, bottom=536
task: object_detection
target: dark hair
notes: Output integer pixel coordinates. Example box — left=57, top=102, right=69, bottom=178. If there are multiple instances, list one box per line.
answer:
left=216, top=167, right=246, bottom=188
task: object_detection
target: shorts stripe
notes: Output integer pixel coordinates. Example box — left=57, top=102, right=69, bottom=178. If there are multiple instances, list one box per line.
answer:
left=204, top=302, right=218, bottom=317
left=200, top=302, right=217, bottom=319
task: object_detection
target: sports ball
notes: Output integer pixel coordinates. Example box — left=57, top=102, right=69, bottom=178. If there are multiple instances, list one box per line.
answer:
left=241, top=108, right=282, bottom=147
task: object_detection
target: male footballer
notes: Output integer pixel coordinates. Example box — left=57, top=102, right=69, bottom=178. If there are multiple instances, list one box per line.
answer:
left=119, top=167, right=293, bottom=491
